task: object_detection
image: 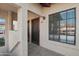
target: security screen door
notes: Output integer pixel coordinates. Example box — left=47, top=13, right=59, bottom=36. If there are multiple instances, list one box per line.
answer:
left=0, top=18, right=6, bottom=53
left=32, top=18, right=39, bottom=45
left=49, top=8, right=76, bottom=45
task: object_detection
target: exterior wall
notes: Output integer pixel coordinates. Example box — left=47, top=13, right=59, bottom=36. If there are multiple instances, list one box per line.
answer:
left=10, top=3, right=42, bottom=56
left=40, top=3, right=79, bottom=56
left=27, top=3, right=42, bottom=16
left=9, top=31, right=18, bottom=51
left=28, top=12, right=39, bottom=20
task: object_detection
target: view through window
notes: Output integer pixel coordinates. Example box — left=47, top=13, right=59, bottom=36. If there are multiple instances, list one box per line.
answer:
left=49, top=8, right=76, bottom=45
left=0, top=18, right=5, bottom=46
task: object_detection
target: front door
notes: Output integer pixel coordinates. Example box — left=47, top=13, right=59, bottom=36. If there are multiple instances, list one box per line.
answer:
left=32, top=18, right=39, bottom=45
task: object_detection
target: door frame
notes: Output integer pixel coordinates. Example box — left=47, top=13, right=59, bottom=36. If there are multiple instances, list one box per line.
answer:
left=31, top=17, right=40, bottom=45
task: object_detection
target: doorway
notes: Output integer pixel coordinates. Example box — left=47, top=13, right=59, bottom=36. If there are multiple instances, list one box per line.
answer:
left=31, top=18, right=39, bottom=45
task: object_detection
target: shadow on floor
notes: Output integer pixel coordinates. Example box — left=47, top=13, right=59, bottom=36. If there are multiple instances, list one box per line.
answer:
left=28, top=43, right=64, bottom=56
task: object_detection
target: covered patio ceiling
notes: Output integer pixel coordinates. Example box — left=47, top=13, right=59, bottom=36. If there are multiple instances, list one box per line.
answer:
left=0, top=3, right=19, bottom=12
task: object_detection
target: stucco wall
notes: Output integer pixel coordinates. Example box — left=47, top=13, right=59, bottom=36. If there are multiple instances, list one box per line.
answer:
left=40, top=3, right=79, bottom=56
left=10, top=3, right=42, bottom=56
left=28, top=11, right=39, bottom=20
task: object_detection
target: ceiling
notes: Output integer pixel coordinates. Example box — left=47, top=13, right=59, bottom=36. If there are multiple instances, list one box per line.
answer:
left=0, top=3, right=19, bottom=12
left=28, top=11, right=39, bottom=20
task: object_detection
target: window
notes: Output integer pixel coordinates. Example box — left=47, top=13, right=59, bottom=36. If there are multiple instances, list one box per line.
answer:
left=0, top=18, right=5, bottom=46
left=13, top=20, right=17, bottom=30
left=11, top=12, right=17, bottom=30
left=49, top=8, right=76, bottom=45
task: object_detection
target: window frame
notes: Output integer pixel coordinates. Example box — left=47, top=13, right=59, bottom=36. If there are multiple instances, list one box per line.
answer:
left=49, top=8, right=76, bottom=45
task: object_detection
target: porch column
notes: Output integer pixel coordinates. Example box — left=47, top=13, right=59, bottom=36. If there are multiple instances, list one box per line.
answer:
left=18, top=7, right=28, bottom=56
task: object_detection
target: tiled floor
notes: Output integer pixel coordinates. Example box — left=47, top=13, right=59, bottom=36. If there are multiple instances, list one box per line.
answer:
left=28, top=43, right=63, bottom=56
left=0, top=53, right=9, bottom=56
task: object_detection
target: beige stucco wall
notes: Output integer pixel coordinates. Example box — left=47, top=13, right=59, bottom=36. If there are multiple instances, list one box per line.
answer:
left=40, top=3, right=79, bottom=56
left=10, top=3, right=42, bottom=56
left=28, top=11, right=39, bottom=20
